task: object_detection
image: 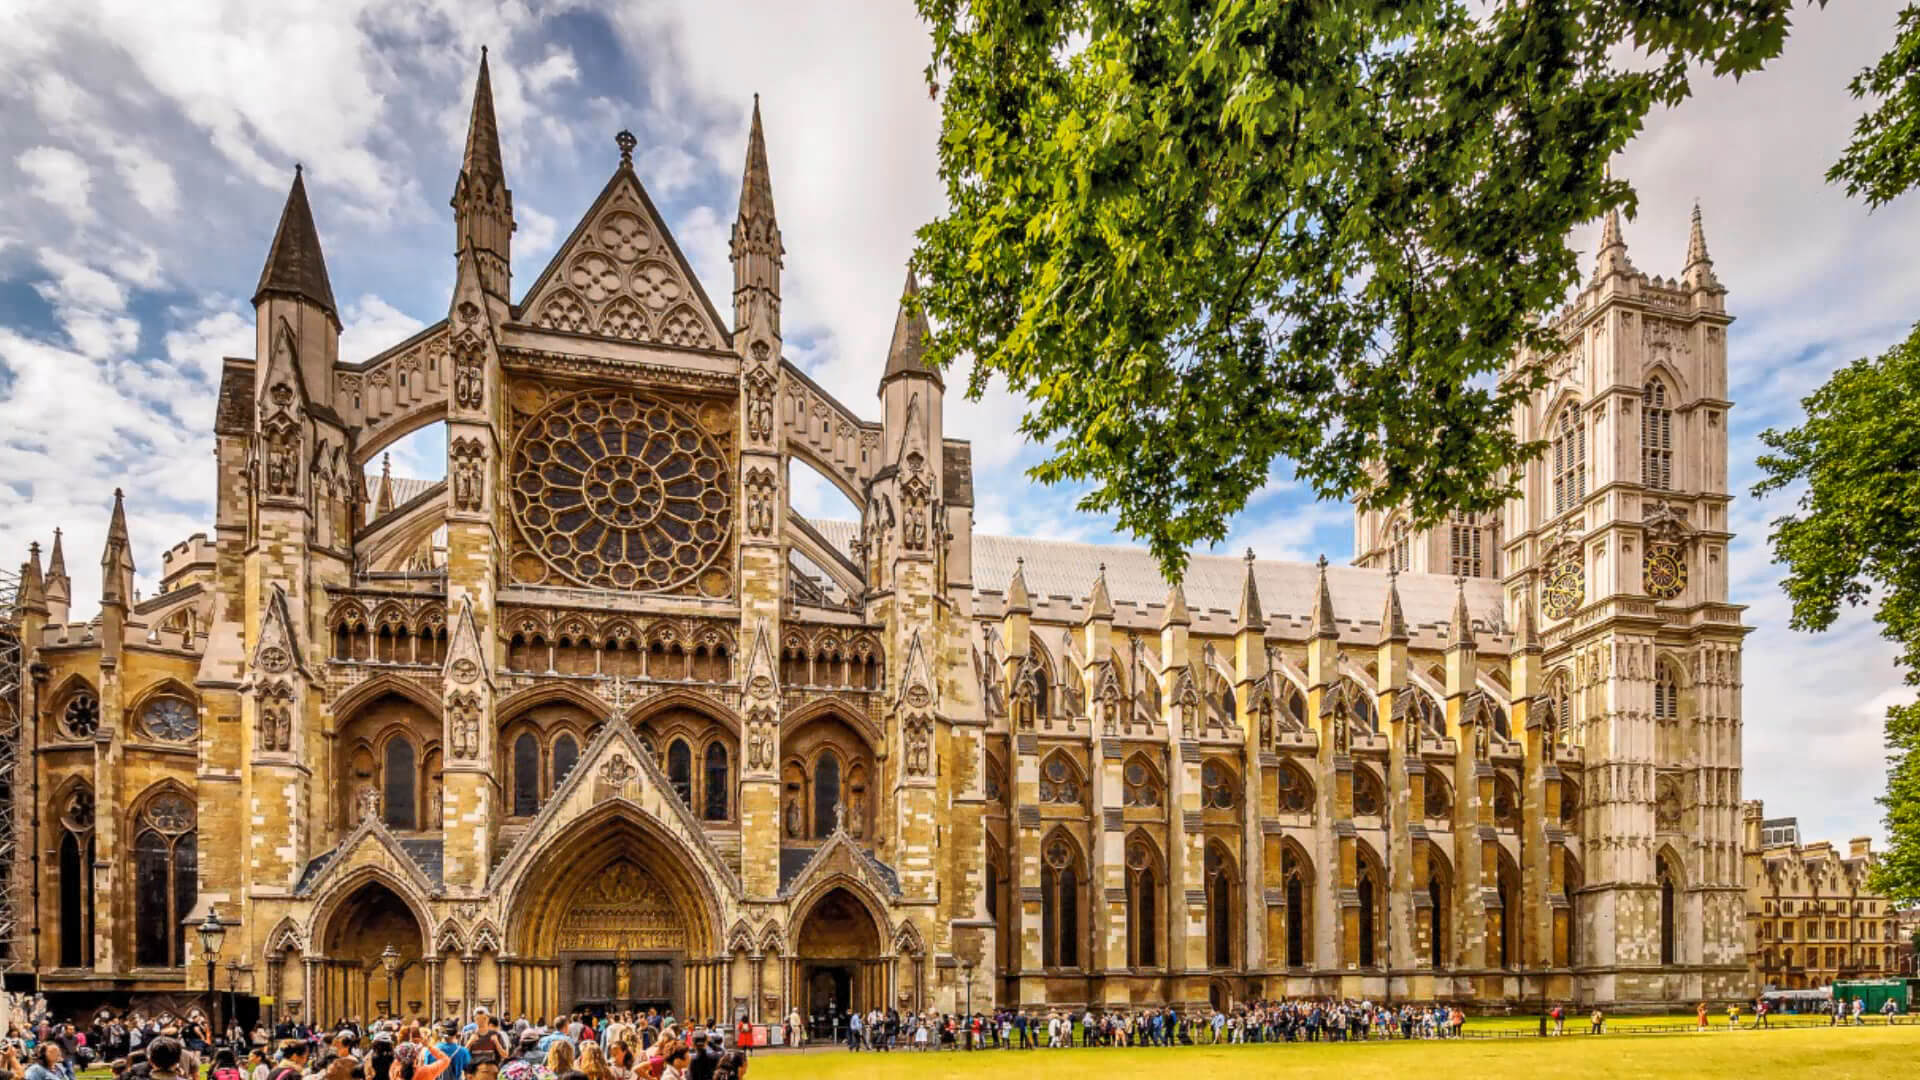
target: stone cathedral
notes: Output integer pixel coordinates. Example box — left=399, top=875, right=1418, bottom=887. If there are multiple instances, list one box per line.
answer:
left=4, top=56, right=1749, bottom=1025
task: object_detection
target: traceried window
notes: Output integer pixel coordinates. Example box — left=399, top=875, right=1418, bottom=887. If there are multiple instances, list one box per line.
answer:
left=132, top=791, right=196, bottom=968
left=1494, top=775, right=1522, bottom=829
left=1122, top=756, right=1162, bottom=808
left=1642, top=380, right=1674, bottom=490
left=58, top=787, right=94, bottom=969
left=1039, top=753, right=1081, bottom=805
left=1552, top=407, right=1587, bottom=516
left=1388, top=518, right=1411, bottom=573
left=512, top=733, right=540, bottom=816
left=383, top=737, right=417, bottom=830
left=1201, top=761, right=1236, bottom=810
left=668, top=739, right=694, bottom=807
left=1653, top=663, right=1679, bottom=721
left=1041, top=835, right=1082, bottom=968
left=1352, top=767, right=1384, bottom=817
left=507, top=389, right=733, bottom=593
left=1283, top=845, right=1311, bottom=967
left=812, top=752, right=842, bottom=837
left=1448, top=512, right=1483, bottom=578
left=1205, top=843, right=1235, bottom=969
left=1125, top=837, right=1158, bottom=968
left=1658, top=852, right=1680, bottom=965
left=1423, top=768, right=1452, bottom=819
left=1276, top=761, right=1314, bottom=814
left=61, top=692, right=99, bottom=740
left=139, top=696, right=198, bottom=743
left=553, top=734, right=580, bottom=789
left=703, top=741, right=729, bottom=821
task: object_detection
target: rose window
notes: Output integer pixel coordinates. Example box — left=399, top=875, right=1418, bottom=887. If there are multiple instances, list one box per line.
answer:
left=510, top=390, right=731, bottom=591
left=141, top=697, right=198, bottom=743
left=62, top=693, right=99, bottom=739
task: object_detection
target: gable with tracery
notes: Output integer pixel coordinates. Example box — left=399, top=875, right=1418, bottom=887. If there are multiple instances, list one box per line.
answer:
left=518, top=170, right=728, bottom=352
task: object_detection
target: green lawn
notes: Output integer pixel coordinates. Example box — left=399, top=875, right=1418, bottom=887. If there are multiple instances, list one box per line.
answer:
left=750, top=1023, right=1920, bottom=1080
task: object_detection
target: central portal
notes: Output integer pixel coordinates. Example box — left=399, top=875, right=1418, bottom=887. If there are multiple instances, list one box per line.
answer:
left=553, top=859, right=687, bottom=1016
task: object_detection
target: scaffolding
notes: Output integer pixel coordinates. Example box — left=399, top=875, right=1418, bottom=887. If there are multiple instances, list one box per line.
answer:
left=0, top=563, right=21, bottom=972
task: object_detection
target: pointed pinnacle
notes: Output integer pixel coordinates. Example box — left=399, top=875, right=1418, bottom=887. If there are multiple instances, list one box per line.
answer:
left=1236, top=549, right=1265, bottom=632
left=1450, top=576, right=1476, bottom=649
left=1162, top=581, right=1191, bottom=628
left=107, top=488, right=129, bottom=545
left=21, top=545, right=47, bottom=613
left=1087, top=562, right=1114, bottom=621
left=882, top=267, right=939, bottom=388
left=1005, top=555, right=1033, bottom=614
left=737, top=95, right=776, bottom=223
left=1686, top=201, right=1711, bottom=268
left=48, top=527, right=67, bottom=577
left=1379, top=569, right=1409, bottom=644
left=255, top=166, right=338, bottom=318
left=460, top=47, right=505, bottom=187
left=1309, top=554, right=1338, bottom=639
left=1516, top=586, right=1541, bottom=652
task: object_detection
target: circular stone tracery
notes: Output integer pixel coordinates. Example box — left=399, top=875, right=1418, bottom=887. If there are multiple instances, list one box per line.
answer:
left=510, top=390, right=731, bottom=592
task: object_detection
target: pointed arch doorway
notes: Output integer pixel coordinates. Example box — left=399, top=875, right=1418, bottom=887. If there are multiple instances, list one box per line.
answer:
left=792, top=885, right=884, bottom=1037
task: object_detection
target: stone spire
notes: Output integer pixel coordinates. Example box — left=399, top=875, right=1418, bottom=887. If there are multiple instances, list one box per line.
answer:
left=1682, top=200, right=1722, bottom=293
left=1235, top=549, right=1265, bottom=633
left=375, top=453, right=395, bottom=516
left=1004, top=556, right=1033, bottom=614
left=1161, top=581, right=1191, bottom=628
left=880, top=269, right=941, bottom=391
left=253, top=166, right=338, bottom=320
left=100, top=488, right=134, bottom=609
left=1379, top=569, right=1409, bottom=644
left=731, top=95, right=784, bottom=339
left=44, top=528, right=70, bottom=623
left=452, top=47, right=514, bottom=301
left=1592, top=206, right=1636, bottom=281
left=20, top=543, right=47, bottom=616
left=1309, top=554, right=1338, bottom=640
left=1514, top=585, right=1541, bottom=653
left=1087, top=562, right=1114, bottom=622
left=1449, top=576, right=1476, bottom=649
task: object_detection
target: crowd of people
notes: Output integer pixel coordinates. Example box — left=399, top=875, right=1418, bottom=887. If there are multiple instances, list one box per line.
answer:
left=0, top=1007, right=749, bottom=1080
left=804, top=999, right=1476, bottom=1050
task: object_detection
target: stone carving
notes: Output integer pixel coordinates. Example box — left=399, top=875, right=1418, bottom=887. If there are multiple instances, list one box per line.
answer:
left=448, top=691, right=482, bottom=760
left=601, top=753, right=636, bottom=788
left=264, top=420, right=300, bottom=497
left=454, top=349, right=483, bottom=410
left=744, top=365, right=776, bottom=445
left=744, top=466, right=776, bottom=538
left=784, top=797, right=801, bottom=839
left=746, top=707, right=775, bottom=771
left=355, top=784, right=380, bottom=824
left=901, top=456, right=930, bottom=552
left=556, top=859, right=686, bottom=950
left=257, top=644, right=291, bottom=675
left=449, top=437, right=486, bottom=512
left=904, top=715, right=933, bottom=777
left=257, top=681, right=295, bottom=754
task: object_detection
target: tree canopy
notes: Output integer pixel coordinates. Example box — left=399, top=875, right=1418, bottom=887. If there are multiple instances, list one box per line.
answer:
left=1756, top=3, right=1920, bottom=900
left=912, top=0, right=1802, bottom=576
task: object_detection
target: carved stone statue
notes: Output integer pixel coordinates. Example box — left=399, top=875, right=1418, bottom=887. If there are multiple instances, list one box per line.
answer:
left=355, top=784, right=380, bottom=825
left=784, top=797, right=800, bottom=839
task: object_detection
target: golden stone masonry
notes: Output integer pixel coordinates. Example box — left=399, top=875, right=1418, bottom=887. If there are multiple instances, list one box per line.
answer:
left=0, top=55, right=1759, bottom=1023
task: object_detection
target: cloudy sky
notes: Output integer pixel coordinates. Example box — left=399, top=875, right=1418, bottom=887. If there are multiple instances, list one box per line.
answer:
left=1, top=1, right=1914, bottom=847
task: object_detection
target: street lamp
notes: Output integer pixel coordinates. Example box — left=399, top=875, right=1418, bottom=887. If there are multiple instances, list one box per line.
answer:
left=198, top=911, right=228, bottom=1037
left=381, top=944, right=401, bottom=1020
left=960, top=962, right=974, bottom=1049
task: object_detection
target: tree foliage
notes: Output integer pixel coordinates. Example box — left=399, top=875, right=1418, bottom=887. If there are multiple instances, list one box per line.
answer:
left=912, top=0, right=1801, bottom=576
left=1758, top=3, right=1920, bottom=901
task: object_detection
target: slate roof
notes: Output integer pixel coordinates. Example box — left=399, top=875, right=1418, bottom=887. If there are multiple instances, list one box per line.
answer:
left=296, top=834, right=445, bottom=894
left=779, top=843, right=902, bottom=897
left=807, top=518, right=1505, bottom=636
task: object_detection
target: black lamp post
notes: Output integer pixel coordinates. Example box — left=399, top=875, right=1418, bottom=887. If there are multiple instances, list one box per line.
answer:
left=961, top=962, right=974, bottom=1048
left=381, top=944, right=401, bottom=1020
left=198, top=911, right=228, bottom=1036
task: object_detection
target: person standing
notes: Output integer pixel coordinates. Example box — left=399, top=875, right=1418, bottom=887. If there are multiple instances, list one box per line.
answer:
left=1756, top=999, right=1770, bottom=1029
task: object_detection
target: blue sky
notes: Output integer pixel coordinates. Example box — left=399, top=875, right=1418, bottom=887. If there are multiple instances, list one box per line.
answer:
left=0, top=0, right=1916, bottom=848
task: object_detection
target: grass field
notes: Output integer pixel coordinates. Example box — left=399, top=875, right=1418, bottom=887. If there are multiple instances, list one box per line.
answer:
left=748, top=1023, right=1920, bottom=1079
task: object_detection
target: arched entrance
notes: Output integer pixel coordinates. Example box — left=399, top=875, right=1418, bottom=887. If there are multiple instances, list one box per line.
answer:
left=793, top=885, right=883, bottom=1037
left=504, top=805, right=725, bottom=1020
left=317, top=879, right=429, bottom=1021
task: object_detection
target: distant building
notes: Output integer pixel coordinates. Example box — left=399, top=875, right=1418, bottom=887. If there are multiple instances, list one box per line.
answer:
left=1743, top=801, right=1902, bottom=990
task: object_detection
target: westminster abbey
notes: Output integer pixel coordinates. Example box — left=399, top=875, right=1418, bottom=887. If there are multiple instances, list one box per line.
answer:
left=0, top=54, right=1749, bottom=1024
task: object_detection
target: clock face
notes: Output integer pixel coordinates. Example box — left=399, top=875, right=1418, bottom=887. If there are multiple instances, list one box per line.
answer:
left=1542, top=558, right=1584, bottom=619
left=1644, top=543, right=1687, bottom=600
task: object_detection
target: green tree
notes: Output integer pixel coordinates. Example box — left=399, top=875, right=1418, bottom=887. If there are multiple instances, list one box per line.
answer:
left=1756, top=4, right=1920, bottom=901
left=912, top=0, right=1802, bottom=575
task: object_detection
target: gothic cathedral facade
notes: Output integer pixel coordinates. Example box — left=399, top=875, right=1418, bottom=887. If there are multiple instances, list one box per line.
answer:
left=3, top=57, right=1748, bottom=1022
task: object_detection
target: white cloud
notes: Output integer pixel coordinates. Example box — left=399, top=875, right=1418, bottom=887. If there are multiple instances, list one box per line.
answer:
left=16, top=146, right=93, bottom=221
left=339, top=294, right=427, bottom=364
